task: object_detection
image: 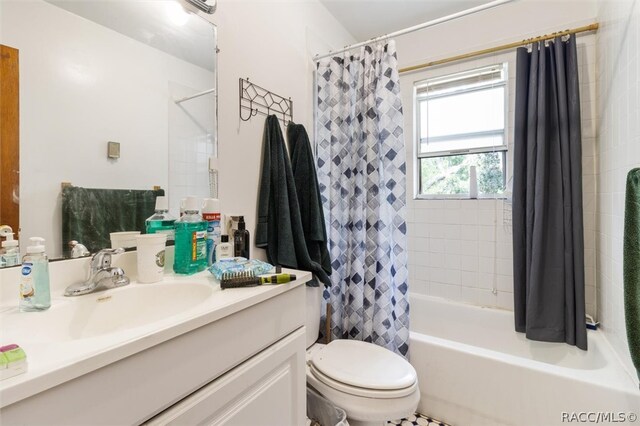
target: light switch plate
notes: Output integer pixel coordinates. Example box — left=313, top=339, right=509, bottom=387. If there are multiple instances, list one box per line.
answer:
left=107, top=141, right=120, bottom=159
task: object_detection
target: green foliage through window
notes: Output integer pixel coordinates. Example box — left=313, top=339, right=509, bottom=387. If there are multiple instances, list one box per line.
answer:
left=420, top=152, right=505, bottom=196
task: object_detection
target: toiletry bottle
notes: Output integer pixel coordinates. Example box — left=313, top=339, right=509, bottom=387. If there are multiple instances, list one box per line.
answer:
left=173, top=197, right=208, bottom=275
left=233, top=216, right=250, bottom=259
left=202, top=198, right=222, bottom=266
left=1, top=233, right=20, bottom=267
left=19, top=237, right=51, bottom=312
left=146, top=196, right=177, bottom=240
left=215, top=235, right=233, bottom=260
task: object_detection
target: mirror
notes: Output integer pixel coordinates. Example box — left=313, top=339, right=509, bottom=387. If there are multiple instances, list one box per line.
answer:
left=0, top=0, right=217, bottom=262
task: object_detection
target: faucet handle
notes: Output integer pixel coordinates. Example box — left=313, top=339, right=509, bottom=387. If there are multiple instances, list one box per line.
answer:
left=91, top=248, right=125, bottom=270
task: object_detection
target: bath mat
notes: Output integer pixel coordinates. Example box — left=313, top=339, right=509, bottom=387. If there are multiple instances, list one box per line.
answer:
left=388, top=413, right=452, bottom=426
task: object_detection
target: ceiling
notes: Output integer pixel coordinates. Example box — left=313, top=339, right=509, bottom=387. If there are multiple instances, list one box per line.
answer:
left=46, top=0, right=217, bottom=71
left=319, top=0, right=495, bottom=41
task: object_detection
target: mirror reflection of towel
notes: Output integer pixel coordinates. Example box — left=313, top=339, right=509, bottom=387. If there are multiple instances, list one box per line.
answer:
left=61, top=186, right=163, bottom=255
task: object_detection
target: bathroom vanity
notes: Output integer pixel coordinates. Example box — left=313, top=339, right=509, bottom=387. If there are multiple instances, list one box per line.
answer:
left=0, top=256, right=309, bottom=425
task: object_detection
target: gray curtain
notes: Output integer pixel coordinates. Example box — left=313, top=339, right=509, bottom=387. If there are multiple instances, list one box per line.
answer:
left=512, top=35, right=587, bottom=350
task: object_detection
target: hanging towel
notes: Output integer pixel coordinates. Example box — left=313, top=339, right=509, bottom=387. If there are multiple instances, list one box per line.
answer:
left=62, top=186, right=163, bottom=255
left=624, top=168, right=640, bottom=381
left=256, top=115, right=331, bottom=286
left=287, top=122, right=332, bottom=284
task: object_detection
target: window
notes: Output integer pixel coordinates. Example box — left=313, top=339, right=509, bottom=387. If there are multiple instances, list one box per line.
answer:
left=415, top=64, right=508, bottom=198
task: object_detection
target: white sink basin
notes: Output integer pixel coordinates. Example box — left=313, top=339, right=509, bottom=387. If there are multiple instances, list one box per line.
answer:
left=1, top=282, right=213, bottom=342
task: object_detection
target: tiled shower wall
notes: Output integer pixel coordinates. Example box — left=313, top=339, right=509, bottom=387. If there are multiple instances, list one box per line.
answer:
left=407, top=199, right=515, bottom=310
left=596, top=0, right=640, bottom=381
left=402, top=34, right=597, bottom=316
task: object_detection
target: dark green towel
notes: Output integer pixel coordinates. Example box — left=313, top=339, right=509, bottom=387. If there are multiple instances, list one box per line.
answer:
left=61, top=186, right=163, bottom=255
left=624, top=168, right=640, bottom=381
left=287, top=122, right=332, bottom=285
left=255, top=115, right=331, bottom=286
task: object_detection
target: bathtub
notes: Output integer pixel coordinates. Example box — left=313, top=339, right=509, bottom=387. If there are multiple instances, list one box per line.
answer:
left=408, top=294, right=640, bottom=426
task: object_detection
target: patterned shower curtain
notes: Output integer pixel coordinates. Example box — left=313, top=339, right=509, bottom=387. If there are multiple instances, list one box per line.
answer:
left=316, top=41, right=410, bottom=356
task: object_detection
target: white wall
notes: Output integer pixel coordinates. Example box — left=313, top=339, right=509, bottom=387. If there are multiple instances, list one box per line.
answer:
left=395, top=0, right=599, bottom=312
left=1, top=0, right=214, bottom=257
left=596, top=0, right=640, bottom=384
left=206, top=0, right=356, bottom=260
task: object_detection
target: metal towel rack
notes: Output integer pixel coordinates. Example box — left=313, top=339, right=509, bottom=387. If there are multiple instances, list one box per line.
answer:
left=239, top=78, right=293, bottom=125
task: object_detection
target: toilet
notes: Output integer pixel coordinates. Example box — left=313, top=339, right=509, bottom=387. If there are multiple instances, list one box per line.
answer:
left=305, top=286, right=420, bottom=426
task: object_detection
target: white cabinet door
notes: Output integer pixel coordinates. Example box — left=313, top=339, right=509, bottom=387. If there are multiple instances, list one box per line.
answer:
left=146, top=327, right=306, bottom=426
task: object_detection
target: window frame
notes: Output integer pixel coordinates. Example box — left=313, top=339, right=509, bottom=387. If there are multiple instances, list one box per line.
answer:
left=413, top=63, right=509, bottom=200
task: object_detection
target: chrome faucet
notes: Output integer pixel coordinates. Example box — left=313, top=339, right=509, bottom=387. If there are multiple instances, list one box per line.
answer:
left=64, top=248, right=130, bottom=296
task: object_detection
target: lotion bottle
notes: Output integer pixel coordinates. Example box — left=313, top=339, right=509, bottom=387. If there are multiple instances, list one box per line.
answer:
left=215, top=235, right=233, bottom=260
left=19, top=237, right=51, bottom=312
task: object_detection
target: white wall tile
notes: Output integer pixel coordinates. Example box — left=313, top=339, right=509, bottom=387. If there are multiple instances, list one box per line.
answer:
left=596, top=0, right=640, bottom=383
left=460, top=255, right=479, bottom=272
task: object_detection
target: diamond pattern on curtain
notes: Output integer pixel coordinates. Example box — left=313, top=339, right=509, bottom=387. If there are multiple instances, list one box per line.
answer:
left=316, top=41, right=410, bottom=356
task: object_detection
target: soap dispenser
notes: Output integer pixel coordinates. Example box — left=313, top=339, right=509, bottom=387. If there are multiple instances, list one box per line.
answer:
left=19, top=237, right=51, bottom=312
left=1, top=233, right=20, bottom=267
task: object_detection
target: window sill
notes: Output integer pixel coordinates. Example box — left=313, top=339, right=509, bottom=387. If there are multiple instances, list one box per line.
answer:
left=413, top=195, right=508, bottom=201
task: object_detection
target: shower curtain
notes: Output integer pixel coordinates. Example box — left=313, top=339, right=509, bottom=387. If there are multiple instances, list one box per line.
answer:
left=316, top=41, right=410, bottom=356
left=512, top=35, right=587, bottom=350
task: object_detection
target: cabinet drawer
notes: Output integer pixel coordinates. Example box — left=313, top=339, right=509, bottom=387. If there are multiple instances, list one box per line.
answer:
left=146, top=327, right=306, bottom=426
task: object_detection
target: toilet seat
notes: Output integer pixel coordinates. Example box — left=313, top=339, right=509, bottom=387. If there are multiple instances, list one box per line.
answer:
left=308, top=340, right=417, bottom=398
left=309, top=363, right=417, bottom=399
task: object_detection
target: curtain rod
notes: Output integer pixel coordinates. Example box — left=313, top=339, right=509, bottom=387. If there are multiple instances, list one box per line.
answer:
left=314, top=0, right=515, bottom=61
left=175, top=88, right=216, bottom=104
left=400, top=22, right=599, bottom=74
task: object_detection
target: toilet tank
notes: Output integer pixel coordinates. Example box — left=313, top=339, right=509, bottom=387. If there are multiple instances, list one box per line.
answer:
left=305, top=284, right=323, bottom=348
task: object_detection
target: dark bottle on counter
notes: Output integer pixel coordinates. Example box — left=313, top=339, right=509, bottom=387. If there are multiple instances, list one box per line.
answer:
left=233, top=216, right=250, bottom=259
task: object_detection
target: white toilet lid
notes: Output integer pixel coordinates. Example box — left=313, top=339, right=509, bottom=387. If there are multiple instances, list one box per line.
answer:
left=310, top=340, right=416, bottom=391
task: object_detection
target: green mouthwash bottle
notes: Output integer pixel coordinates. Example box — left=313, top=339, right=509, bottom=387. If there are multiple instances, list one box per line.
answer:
left=146, top=196, right=176, bottom=241
left=173, top=197, right=207, bottom=275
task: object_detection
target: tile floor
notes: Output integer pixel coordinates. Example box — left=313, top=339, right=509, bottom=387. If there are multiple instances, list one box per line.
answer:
left=388, top=413, right=452, bottom=426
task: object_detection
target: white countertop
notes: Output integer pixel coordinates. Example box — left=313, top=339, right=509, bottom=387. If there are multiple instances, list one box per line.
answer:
left=0, top=268, right=311, bottom=407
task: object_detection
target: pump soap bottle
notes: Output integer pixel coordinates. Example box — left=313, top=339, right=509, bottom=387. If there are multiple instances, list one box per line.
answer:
left=19, top=237, right=51, bottom=312
left=173, top=197, right=208, bottom=275
left=233, top=216, right=250, bottom=259
left=1, top=233, right=20, bottom=267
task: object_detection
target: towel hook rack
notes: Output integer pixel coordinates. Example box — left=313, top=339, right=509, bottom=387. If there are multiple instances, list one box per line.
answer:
left=240, top=99, right=258, bottom=121
left=239, top=77, right=293, bottom=126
